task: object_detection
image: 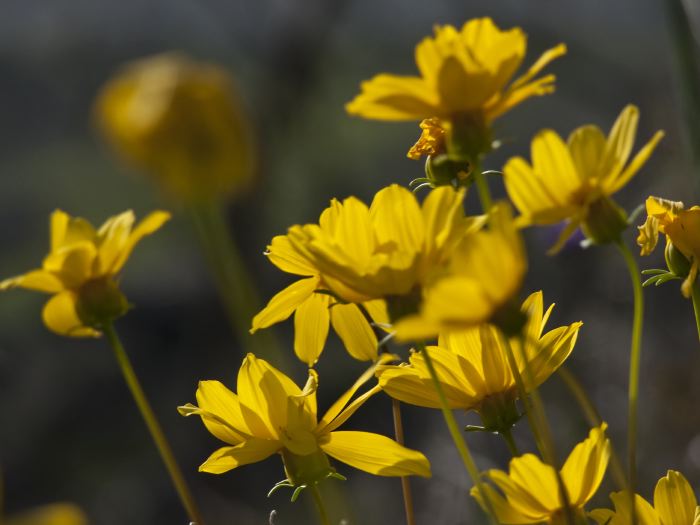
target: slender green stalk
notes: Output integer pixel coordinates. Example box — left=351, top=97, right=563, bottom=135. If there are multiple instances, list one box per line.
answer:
left=188, top=200, right=288, bottom=368
left=500, top=428, right=520, bottom=457
left=102, top=322, right=204, bottom=525
left=616, top=240, right=644, bottom=499
left=392, top=399, right=416, bottom=525
left=691, top=282, right=700, bottom=343
left=556, top=367, right=628, bottom=491
left=499, top=333, right=575, bottom=525
left=472, top=163, right=493, bottom=213
left=416, top=343, right=498, bottom=524
left=310, top=485, right=331, bottom=525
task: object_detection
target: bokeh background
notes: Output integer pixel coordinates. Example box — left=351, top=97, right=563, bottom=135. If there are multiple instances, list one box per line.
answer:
left=1, top=0, right=700, bottom=523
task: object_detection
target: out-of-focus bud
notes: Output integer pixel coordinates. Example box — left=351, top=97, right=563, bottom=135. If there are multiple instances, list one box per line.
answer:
left=95, top=53, right=254, bottom=202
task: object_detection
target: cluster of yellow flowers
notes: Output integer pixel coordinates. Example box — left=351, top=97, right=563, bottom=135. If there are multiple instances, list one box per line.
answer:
left=2, top=15, right=699, bottom=525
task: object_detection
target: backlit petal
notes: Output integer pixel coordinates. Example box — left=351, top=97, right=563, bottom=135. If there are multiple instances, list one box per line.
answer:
left=198, top=439, right=279, bottom=474
left=293, top=291, right=331, bottom=366
left=251, top=277, right=319, bottom=332
left=42, top=291, right=99, bottom=338
left=330, top=303, right=378, bottom=362
left=654, top=470, right=697, bottom=525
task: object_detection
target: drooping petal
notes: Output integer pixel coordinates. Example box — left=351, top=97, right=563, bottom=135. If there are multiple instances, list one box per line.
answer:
left=0, top=270, right=64, bottom=293
left=250, top=277, right=319, bottom=332
left=41, top=291, right=99, bottom=338
left=345, top=74, right=439, bottom=121
left=198, top=439, right=279, bottom=474
left=320, top=431, right=430, bottom=477
left=293, top=291, right=331, bottom=366
left=330, top=303, right=378, bottom=362
left=654, top=470, right=698, bottom=525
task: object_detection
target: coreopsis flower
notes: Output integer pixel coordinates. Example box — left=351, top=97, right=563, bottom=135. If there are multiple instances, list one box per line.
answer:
left=472, top=424, right=610, bottom=523
left=287, top=184, right=483, bottom=310
left=347, top=18, right=565, bottom=158
left=637, top=197, right=700, bottom=297
left=250, top=232, right=390, bottom=366
left=590, top=470, right=700, bottom=525
left=504, top=105, right=664, bottom=253
left=378, top=291, right=581, bottom=431
left=96, top=53, right=254, bottom=202
left=6, top=504, right=87, bottom=525
left=0, top=209, right=169, bottom=336
left=393, top=202, right=527, bottom=341
left=178, top=353, right=431, bottom=487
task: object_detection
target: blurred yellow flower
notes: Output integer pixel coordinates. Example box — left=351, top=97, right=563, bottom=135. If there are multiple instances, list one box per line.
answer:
left=504, top=105, right=664, bottom=253
left=178, top=353, right=430, bottom=486
left=96, top=53, right=254, bottom=202
left=286, top=185, right=481, bottom=308
left=6, top=504, right=87, bottom=525
left=0, top=209, right=169, bottom=337
left=590, top=470, right=699, bottom=525
left=378, top=291, right=581, bottom=429
left=346, top=18, right=565, bottom=124
left=472, top=424, right=610, bottom=523
left=250, top=233, right=389, bottom=366
left=393, top=202, right=527, bottom=341
left=637, top=196, right=700, bottom=297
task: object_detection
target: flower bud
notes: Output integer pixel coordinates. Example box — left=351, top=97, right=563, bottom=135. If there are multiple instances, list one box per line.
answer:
left=96, top=53, right=254, bottom=203
left=665, top=240, right=691, bottom=278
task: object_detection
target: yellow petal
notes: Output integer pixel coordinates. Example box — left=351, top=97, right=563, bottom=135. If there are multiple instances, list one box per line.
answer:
left=198, top=439, right=279, bottom=474
left=0, top=270, right=64, bottom=293
left=599, top=105, right=639, bottom=182
left=654, top=470, right=698, bottom=525
left=599, top=490, right=660, bottom=525
left=50, top=210, right=71, bottom=251
left=637, top=215, right=660, bottom=256
left=378, top=365, right=443, bottom=408
left=561, top=424, right=610, bottom=506
left=504, top=454, right=561, bottom=512
left=251, top=277, right=319, bottom=333
left=50, top=212, right=96, bottom=249
left=470, top=483, right=536, bottom=524
left=320, top=431, right=430, bottom=477
left=266, top=234, right=317, bottom=276
left=42, top=242, right=98, bottom=289
left=111, top=210, right=170, bottom=273
left=436, top=54, right=494, bottom=112
left=568, top=125, right=607, bottom=181
left=421, top=186, right=466, bottom=260
left=503, top=156, right=562, bottom=221
left=42, top=291, right=100, bottom=338
left=6, top=504, right=87, bottom=525
left=96, top=210, right=135, bottom=274
left=605, top=130, right=664, bottom=195
left=192, top=380, right=251, bottom=443
left=330, top=303, right=378, bottom=362
left=370, top=184, right=425, bottom=256
left=236, top=353, right=302, bottom=439
left=479, top=324, right=512, bottom=394
left=345, top=74, right=438, bottom=121
left=531, top=129, right=582, bottom=198
left=293, top=291, right=331, bottom=366
left=488, top=73, right=557, bottom=122
left=509, top=43, right=567, bottom=91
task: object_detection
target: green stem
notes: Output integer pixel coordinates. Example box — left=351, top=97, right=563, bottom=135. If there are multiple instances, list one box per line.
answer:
left=500, top=428, right=520, bottom=457
left=310, top=484, right=331, bottom=525
left=616, top=240, right=644, bottom=500
left=472, top=166, right=493, bottom=213
left=392, top=399, right=416, bottom=525
left=691, top=282, right=700, bottom=343
left=499, top=333, right=575, bottom=525
left=188, top=200, right=288, bottom=368
left=102, top=322, right=204, bottom=525
left=417, top=343, right=498, bottom=524
left=556, top=366, right=628, bottom=491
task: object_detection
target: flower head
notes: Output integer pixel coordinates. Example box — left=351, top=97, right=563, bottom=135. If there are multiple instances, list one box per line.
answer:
left=393, top=202, right=527, bottom=341
left=637, top=196, right=700, bottom=297
left=286, top=184, right=481, bottom=307
left=96, top=53, right=254, bottom=202
left=590, top=470, right=700, bottom=525
left=1, top=209, right=169, bottom=336
left=346, top=18, right=565, bottom=124
left=378, top=291, right=581, bottom=430
left=472, top=424, right=610, bottom=523
left=504, top=105, right=664, bottom=253
left=179, top=353, right=431, bottom=486
left=250, top=232, right=389, bottom=366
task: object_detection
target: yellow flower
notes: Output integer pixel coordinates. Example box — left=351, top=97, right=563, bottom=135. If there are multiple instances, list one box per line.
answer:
left=1, top=209, right=170, bottom=337
left=286, top=184, right=482, bottom=308
left=250, top=233, right=389, bottom=366
left=96, top=53, right=254, bottom=202
left=407, top=117, right=446, bottom=160
left=637, top=196, right=700, bottom=297
left=378, top=291, right=581, bottom=430
left=504, top=105, right=664, bottom=253
left=178, top=353, right=431, bottom=486
left=6, top=504, right=87, bottom=525
left=346, top=18, right=565, bottom=124
left=472, top=424, right=610, bottom=523
left=590, top=470, right=700, bottom=525
left=393, top=202, right=527, bottom=341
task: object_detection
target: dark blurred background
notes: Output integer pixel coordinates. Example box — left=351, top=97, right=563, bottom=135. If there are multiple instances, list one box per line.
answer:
left=1, top=0, right=700, bottom=523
